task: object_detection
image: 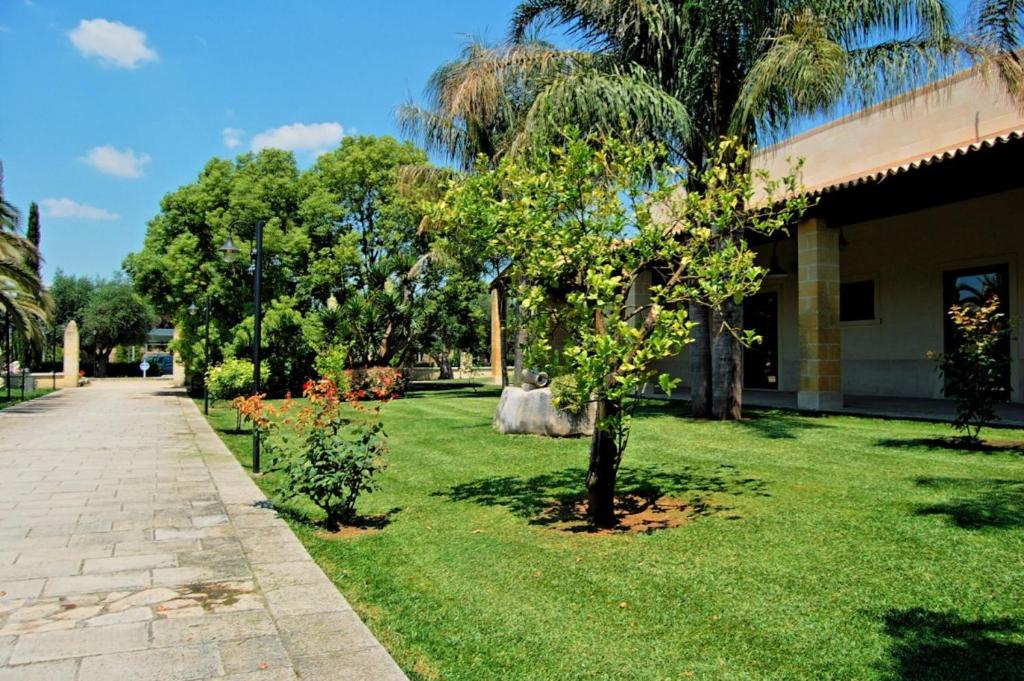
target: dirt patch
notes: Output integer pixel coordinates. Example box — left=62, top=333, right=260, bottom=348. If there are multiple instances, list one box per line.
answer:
left=315, top=525, right=381, bottom=540
left=535, top=494, right=706, bottom=535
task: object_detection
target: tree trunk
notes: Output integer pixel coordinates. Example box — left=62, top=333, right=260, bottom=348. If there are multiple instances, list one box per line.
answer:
left=710, top=302, right=743, bottom=420
left=689, top=303, right=711, bottom=418
left=94, top=352, right=109, bottom=378
left=436, top=352, right=453, bottom=380
left=513, top=324, right=526, bottom=386
left=586, top=398, right=621, bottom=528
left=497, top=287, right=510, bottom=387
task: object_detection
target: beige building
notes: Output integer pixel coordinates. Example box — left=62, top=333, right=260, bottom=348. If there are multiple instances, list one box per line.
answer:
left=491, top=68, right=1024, bottom=410
left=657, top=68, right=1024, bottom=409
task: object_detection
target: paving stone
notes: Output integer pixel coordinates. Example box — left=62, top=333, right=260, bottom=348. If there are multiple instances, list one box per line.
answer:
left=262, top=582, right=352, bottom=619
left=151, top=610, right=277, bottom=647
left=77, top=644, right=223, bottom=681
left=0, top=636, right=13, bottom=666
left=219, top=636, right=291, bottom=675
left=274, top=611, right=377, bottom=659
left=86, top=606, right=154, bottom=626
left=290, top=649, right=407, bottom=681
left=43, top=571, right=151, bottom=597
left=0, top=579, right=44, bottom=600
left=8, top=622, right=150, bottom=663
left=220, top=669, right=299, bottom=681
left=82, top=553, right=176, bottom=573
left=251, top=561, right=332, bottom=591
left=0, top=659, right=78, bottom=680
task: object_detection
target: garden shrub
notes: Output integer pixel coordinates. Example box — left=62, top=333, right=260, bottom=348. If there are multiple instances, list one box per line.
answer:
left=343, top=367, right=407, bottom=400
left=207, top=358, right=269, bottom=402
left=270, top=378, right=388, bottom=530
left=314, top=345, right=351, bottom=394
left=935, top=294, right=1012, bottom=441
left=549, top=373, right=588, bottom=415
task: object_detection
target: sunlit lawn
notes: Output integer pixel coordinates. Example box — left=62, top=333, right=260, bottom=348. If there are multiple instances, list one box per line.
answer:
left=205, top=386, right=1024, bottom=680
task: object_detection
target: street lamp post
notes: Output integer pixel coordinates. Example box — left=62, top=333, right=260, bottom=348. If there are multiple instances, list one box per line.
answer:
left=220, top=222, right=264, bottom=474
left=188, top=297, right=212, bottom=415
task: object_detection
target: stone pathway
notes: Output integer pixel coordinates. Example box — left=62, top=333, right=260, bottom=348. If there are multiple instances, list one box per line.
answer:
left=0, top=379, right=406, bottom=681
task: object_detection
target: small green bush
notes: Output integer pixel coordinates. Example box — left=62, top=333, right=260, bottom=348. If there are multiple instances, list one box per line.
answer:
left=936, top=294, right=1012, bottom=441
left=271, top=379, right=387, bottom=530
left=314, top=345, right=351, bottom=394
left=206, top=358, right=269, bottom=401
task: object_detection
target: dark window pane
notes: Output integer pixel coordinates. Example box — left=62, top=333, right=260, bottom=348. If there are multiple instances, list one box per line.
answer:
left=840, top=280, right=875, bottom=322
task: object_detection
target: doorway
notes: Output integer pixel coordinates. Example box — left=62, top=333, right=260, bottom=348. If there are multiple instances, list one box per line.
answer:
left=744, top=292, right=779, bottom=390
left=942, top=263, right=1010, bottom=391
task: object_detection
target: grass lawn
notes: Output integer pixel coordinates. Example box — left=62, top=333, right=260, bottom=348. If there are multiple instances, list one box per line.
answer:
left=205, top=387, right=1024, bottom=680
left=0, top=388, right=55, bottom=410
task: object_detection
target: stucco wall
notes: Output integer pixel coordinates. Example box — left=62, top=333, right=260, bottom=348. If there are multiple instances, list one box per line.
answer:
left=647, top=187, right=1024, bottom=402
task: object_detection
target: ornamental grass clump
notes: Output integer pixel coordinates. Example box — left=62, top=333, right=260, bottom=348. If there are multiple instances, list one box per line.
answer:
left=269, top=378, right=388, bottom=530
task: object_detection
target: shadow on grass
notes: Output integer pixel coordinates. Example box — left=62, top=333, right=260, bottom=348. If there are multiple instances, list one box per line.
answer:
left=876, top=437, right=1024, bottom=456
left=880, top=608, right=1024, bottom=680
left=274, top=503, right=403, bottom=532
left=435, top=464, right=769, bottom=527
left=735, top=409, right=833, bottom=440
left=914, top=477, right=1024, bottom=530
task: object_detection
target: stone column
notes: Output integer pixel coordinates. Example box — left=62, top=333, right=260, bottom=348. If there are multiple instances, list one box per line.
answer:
left=62, top=320, right=80, bottom=388
left=797, top=217, right=842, bottom=411
left=490, top=288, right=504, bottom=383
left=171, top=327, right=186, bottom=387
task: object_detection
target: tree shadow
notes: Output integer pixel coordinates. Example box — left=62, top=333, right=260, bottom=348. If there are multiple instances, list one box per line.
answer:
left=879, top=608, right=1024, bottom=680
left=876, top=437, right=1024, bottom=456
left=274, top=503, right=402, bottom=531
left=734, top=409, right=833, bottom=440
left=403, top=386, right=502, bottom=400
left=435, top=464, right=769, bottom=528
left=914, top=477, right=1024, bottom=529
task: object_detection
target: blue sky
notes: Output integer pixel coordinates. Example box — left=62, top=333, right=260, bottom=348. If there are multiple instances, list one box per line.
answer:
left=0, top=1, right=530, bottom=282
left=1, top=1, right=976, bottom=283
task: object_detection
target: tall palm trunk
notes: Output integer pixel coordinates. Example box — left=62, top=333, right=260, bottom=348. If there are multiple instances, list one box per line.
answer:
left=586, top=397, right=620, bottom=527
left=689, top=303, right=711, bottom=417
left=711, top=301, right=743, bottom=420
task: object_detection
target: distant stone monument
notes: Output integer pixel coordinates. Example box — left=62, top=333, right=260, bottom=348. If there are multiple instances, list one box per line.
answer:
left=171, top=328, right=186, bottom=387
left=62, top=321, right=80, bottom=388
left=494, top=369, right=595, bottom=437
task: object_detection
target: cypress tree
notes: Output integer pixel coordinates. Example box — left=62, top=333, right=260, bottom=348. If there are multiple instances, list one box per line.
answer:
left=26, top=201, right=40, bottom=275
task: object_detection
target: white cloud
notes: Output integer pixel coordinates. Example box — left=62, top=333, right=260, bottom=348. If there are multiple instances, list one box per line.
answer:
left=222, top=128, right=244, bottom=149
left=41, top=198, right=119, bottom=221
left=80, top=145, right=151, bottom=178
left=68, top=18, right=157, bottom=69
left=251, top=122, right=344, bottom=153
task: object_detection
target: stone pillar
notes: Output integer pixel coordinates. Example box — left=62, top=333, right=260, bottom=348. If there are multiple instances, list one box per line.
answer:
left=62, top=320, right=80, bottom=388
left=490, top=288, right=503, bottom=383
left=797, top=217, right=842, bottom=411
left=171, top=327, right=186, bottom=387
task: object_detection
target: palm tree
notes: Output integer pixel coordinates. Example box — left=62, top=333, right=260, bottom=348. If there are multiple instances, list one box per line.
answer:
left=492, top=0, right=1022, bottom=419
left=0, top=164, right=50, bottom=350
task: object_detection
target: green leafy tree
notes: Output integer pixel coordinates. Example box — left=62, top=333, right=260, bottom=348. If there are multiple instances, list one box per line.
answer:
left=430, top=0, right=1022, bottom=419
left=81, top=279, right=154, bottom=377
left=436, top=132, right=807, bottom=526
left=50, top=270, right=95, bottom=327
left=298, top=136, right=435, bottom=368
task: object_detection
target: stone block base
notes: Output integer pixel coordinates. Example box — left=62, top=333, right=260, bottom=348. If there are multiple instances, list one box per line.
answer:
left=494, top=386, right=595, bottom=437
left=797, top=390, right=843, bottom=412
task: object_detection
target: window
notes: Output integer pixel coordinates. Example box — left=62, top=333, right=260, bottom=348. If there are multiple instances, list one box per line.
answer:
left=840, top=280, right=876, bottom=322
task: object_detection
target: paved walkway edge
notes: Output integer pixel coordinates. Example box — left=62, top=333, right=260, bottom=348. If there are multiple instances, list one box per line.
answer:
left=177, top=395, right=409, bottom=681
